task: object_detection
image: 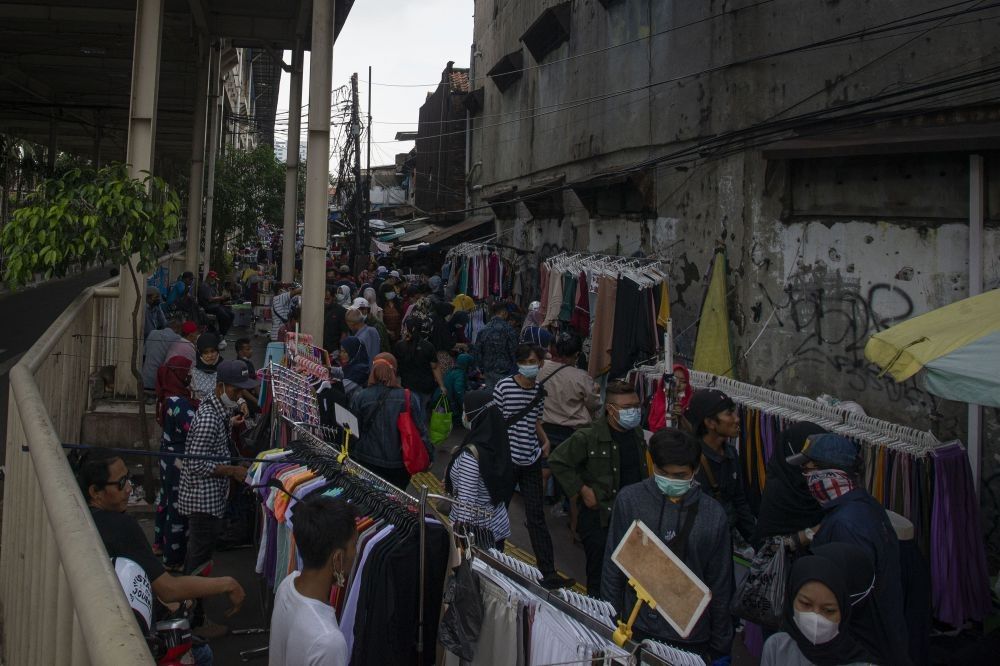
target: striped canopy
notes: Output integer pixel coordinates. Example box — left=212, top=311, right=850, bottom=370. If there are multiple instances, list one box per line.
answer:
left=864, top=289, right=1000, bottom=407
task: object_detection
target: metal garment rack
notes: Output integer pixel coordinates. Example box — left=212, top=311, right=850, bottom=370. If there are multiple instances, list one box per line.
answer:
left=634, top=362, right=943, bottom=457
left=471, top=547, right=678, bottom=666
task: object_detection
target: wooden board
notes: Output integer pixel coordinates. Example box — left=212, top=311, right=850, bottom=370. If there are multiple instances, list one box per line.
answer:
left=610, top=519, right=711, bottom=638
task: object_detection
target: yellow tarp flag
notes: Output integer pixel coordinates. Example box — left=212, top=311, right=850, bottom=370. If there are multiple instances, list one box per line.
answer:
left=693, top=251, right=734, bottom=378
left=656, top=281, right=671, bottom=329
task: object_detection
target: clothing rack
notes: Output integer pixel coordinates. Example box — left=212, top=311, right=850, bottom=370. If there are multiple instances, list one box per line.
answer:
left=543, top=251, right=667, bottom=288
left=631, top=362, right=942, bottom=457
left=471, top=547, right=681, bottom=666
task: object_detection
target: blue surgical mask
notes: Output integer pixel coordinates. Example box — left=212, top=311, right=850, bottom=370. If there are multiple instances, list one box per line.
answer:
left=518, top=364, right=540, bottom=379
left=616, top=407, right=641, bottom=430
left=654, top=473, right=692, bottom=497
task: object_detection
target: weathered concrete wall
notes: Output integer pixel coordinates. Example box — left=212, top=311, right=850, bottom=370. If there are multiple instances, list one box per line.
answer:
left=474, top=1, right=1000, bottom=503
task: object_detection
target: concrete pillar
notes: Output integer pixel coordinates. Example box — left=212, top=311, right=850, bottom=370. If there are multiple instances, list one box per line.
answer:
left=116, top=0, right=164, bottom=396
left=968, top=153, right=984, bottom=494
left=301, top=0, right=335, bottom=342
left=281, top=44, right=304, bottom=284
left=202, top=43, right=222, bottom=276
left=184, top=49, right=211, bottom=277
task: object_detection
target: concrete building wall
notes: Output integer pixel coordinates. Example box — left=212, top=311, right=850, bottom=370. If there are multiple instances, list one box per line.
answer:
left=474, top=1, right=1000, bottom=485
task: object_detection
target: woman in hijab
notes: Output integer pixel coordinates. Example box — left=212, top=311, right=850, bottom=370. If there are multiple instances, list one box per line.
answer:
left=379, top=283, right=403, bottom=342
left=754, top=422, right=828, bottom=545
left=449, top=309, right=470, bottom=346
left=762, top=542, right=878, bottom=665
left=190, top=333, right=221, bottom=402
left=445, top=391, right=514, bottom=549
left=349, top=352, right=431, bottom=490
left=338, top=336, right=371, bottom=397
left=153, top=355, right=198, bottom=568
left=362, top=287, right=383, bottom=321
left=521, top=300, right=543, bottom=332
left=335, top=284, right=352, bottom=307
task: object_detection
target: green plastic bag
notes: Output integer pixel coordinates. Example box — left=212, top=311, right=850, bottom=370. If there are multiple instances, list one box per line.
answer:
left=429, top=395, right=453, bottom=446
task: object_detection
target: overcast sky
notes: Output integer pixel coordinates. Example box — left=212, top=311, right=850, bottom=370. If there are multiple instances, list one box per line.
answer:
left=275, top=0, right=474, bottom=171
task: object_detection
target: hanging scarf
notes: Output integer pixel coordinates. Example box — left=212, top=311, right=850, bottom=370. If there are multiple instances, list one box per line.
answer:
left=195, top=333, right=221, bottom=373
left=806, top=468, right=856, bottom=505
left=368, top=352, right=402, bottom=387
left=456, top=390, right=514, bottom=505
left=155, top=355, right=197, bottom=426
left=755, top=422, right=827, bottom=540
left=782, top=543, right=876, bottom=666
left=340, top=336, right=371, bottom=385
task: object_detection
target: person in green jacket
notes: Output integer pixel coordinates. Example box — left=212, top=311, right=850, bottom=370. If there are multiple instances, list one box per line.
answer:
left=444, top=353, right=474, bottom=425
left=548, top=380, right=646, bottom=596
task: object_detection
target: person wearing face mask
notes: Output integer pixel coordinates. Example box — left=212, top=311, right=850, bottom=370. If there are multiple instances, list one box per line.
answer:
left=269, top=497, right=359, bottom=666
left=602, top=428, right=733, bottom=660
left=684, top=388, right=758, bottom=549
left=178, top=359, right=258, bottom=637
left=492, top=344, right=573, bottom=590
left=762, top=542, right=878, bottom=666
left=191, top=333, right=222, bottom=402
left=445, top=391, right=514, bottom=550
left=548, top=380, right=645, bottom=596
left=788, top=435, right=909, bottom=666
left=338, top=336, right=371, bottom=397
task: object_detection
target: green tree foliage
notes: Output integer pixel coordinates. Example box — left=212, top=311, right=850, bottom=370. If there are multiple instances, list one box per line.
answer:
left=212, top=144, right=285, bottom=268
left=0, top=163, right=180, bottom=286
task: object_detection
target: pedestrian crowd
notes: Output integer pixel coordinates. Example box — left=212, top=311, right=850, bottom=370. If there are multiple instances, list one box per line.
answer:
left=80, top=249, right=916, bottom=666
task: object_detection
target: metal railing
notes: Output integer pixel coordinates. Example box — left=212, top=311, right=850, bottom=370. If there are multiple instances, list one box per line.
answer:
left=0, top=253, right=185, bottom=665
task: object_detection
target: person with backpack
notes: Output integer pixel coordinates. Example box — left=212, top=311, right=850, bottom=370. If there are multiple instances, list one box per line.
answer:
left=446, top=391, right=514, bottom=549
left=548, top=380, right=646, bottom=596
left=492, top=343, right=574, bottom=589
left=349, top=353, right=431, bottom=490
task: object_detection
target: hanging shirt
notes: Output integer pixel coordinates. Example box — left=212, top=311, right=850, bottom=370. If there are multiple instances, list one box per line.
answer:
left=269, top=571, right=349, bottom=666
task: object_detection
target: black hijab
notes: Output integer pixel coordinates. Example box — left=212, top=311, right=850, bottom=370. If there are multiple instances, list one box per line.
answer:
left=454, top=390, right=514, bottom=505
left=195, top=333, right=221, bottom=373
left=783, top=543, right=877, bottom=666
left=754, top=422, right=827, bottom=541
left=429, top=301, right=456, bottom=352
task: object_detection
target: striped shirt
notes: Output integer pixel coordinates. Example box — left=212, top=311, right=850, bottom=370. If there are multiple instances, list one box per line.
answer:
left=493, top=376, right=544, bottom=466
left=270, top=292, right=296, bottom=341
left=448, top=450, right=511, bottom=541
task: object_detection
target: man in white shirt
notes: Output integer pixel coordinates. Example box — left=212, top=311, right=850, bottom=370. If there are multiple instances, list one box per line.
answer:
left=269, top=497, right=359, bottom=666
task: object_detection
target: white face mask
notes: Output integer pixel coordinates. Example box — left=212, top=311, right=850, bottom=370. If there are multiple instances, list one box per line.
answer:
left=219, top=391, right=239, bottom=410
left=793, top=609, right=840, bottom=645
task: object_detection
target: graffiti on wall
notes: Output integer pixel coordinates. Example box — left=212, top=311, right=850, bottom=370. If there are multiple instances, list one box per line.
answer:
left=752, top=266, right=956, bottom=429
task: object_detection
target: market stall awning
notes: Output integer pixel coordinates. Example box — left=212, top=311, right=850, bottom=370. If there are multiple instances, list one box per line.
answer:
left=396, top=225, right=440, bottom=245
left=864, top=289, right=1000, bottom=406
left=419, top=215, right=495, bottom=246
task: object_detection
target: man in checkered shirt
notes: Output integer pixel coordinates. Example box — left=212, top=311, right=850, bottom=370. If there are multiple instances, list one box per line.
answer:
left=178, top=360, right=258, bottom=635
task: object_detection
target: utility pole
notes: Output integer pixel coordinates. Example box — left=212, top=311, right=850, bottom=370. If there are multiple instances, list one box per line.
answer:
left=366, top=65, right=372, bottom=223
left=351, top=72, right=364, bottom=277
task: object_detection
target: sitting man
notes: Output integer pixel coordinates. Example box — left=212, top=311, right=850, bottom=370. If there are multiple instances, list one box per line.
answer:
left=144, top=286, right=168, bottom=340
left=197, top=270, right=234, bottom=341
left=77, top=447, right=245, bottom=664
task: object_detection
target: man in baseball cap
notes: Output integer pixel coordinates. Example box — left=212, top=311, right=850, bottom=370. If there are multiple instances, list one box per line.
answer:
left=683, top=388, right=757, bottom=547
left=787, top=433, right=909, bottom=665
left=177, top=358, right=258, bottom=637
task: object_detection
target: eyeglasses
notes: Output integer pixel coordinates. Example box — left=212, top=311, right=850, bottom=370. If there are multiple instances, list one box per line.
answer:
left=105, top=475, right=131, bottom=491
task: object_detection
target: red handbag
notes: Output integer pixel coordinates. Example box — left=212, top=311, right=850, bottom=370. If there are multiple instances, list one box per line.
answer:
left=398, top=389, right=430, bottom=475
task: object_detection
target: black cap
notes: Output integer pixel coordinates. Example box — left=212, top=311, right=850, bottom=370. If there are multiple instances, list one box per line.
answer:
left=217, top=360, right=258, bottom=389
left=683, top=389, right=735, bottom=430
